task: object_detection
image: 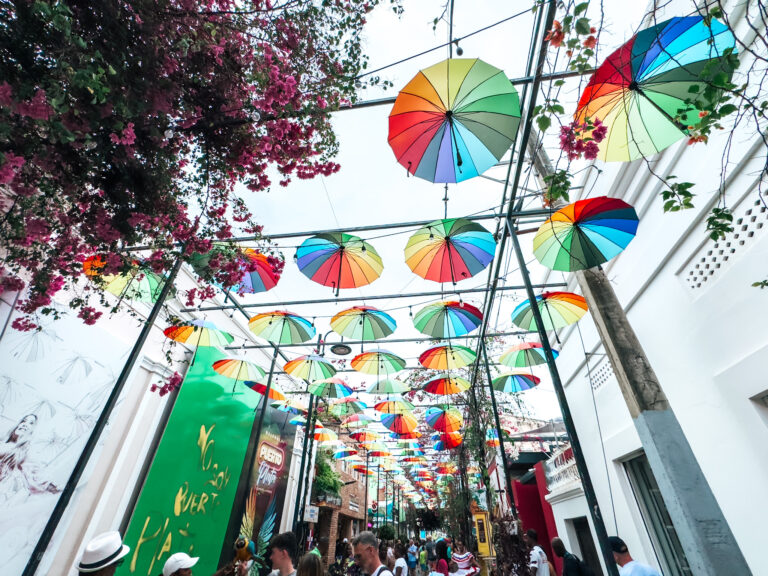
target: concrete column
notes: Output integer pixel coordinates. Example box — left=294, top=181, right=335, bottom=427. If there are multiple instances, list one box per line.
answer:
left=326, top=508, right=340, bottom=569
left=575, top=267, right=751, bottom=575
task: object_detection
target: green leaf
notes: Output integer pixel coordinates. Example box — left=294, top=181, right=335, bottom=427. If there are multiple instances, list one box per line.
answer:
left=536, top=115, right=551, bottom=132
left=718, top=103, right=737, bottom=116
left=575, top=18, right=591, bottom=35
left=575, top=2, right=590, bottom=15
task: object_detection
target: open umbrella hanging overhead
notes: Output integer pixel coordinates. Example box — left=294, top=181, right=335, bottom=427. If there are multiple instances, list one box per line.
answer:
left=419, top=344, right=477, bottom=370
left=491, top=372, right=541, bottom=394
left=425, top=405, right=464, bottom=433
left=422, top=374, right=471, bottom=395
left=367, top=379, right=411, bottom=395
left=511, top=292, right=588, bottom=332
left=330, top=306, right=397, bottom=342
left=284, top=354, right=337, bottom=382
left=499, top=342, right=559, bottom=368
left=248, top=311, right=316, bottom=345
left=212, top=358, right=266, bottom=393
left=245, top=379, right=287, bottom=401
left=230, top=248, right=282, bottom=294
left=296, top=233, right=383, bottom=295
left=533, top=197, right=639, bottom=271
left=164, top=319, right=233, bottom=348
left=330, top=398, right=369, bottom=418
left=381, top=412, right=419, bottom=435
left=575, top=16, right=737, bottom=162
left=405, top=218, right=496, bottom=284
left=351, top=350, right=407, bottom=379
left=413, top=300, right=483, bottom=338
left=388, top=58, right=521, bottom=183
left=84, top=255, right=175, bottom=303
left=308, top=377, right=353, bottom=400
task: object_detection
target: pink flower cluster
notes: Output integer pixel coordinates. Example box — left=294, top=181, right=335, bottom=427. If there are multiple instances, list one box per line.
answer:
left=559, top=118, right=608, bottom=161
left=150, top=371, right=184, bottom=396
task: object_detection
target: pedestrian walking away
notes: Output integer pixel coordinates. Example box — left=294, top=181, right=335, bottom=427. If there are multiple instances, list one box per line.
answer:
left=551, top=537, right=596, bottom=576
left=608, top=537, right=662, bottom=576
left=523, top=529, right=551, bottom=576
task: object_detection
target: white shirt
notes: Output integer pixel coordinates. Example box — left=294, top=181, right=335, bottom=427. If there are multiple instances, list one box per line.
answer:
left=619, top=560, right=662, bottom=576
left=528, top=545, right=550, bottom=576
left=394, top=557, right=409, bottom=576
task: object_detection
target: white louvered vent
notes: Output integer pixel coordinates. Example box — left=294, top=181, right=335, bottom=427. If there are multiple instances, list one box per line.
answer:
left=682, top=195, right=767, bottom=290
left=587, top=356, right=614, bottom=391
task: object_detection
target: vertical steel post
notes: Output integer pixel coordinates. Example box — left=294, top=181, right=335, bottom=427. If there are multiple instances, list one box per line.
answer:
left=292, top=394, right=316, bottom=532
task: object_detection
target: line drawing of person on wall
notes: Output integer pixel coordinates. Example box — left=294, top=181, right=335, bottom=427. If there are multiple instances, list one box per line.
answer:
left=0, top=414, right=61, bottom=505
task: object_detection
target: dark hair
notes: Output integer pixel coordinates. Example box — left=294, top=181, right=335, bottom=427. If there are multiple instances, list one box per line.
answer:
left=395, top=543, right=406, bottom=558
left=297, top=553, right=323, bottom=576
left=525, top=529, right=538, bottom=543
left=271, top=532, right=298, bottom=559
left=435, top=541, right=448, bottom=562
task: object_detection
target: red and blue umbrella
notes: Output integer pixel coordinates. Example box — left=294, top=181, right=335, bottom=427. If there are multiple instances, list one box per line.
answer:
left=413, top=300, right=483, bottom=338
left=492, top=372, right=540, bottom=394
left=296, top=233, right=383, bottom=294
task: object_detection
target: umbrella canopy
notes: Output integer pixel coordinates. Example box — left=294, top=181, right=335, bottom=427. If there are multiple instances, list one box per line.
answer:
left=341, top=413, right=377, bottom=427
left=511, top=292, right=588, bottom=331
left=486, top=428, right=501, bottom=448
left=283, top=355, right=337, bottom=381
left=405, top=218, right=496, bottom=284
left=499, top=342, right=559, bottom=368
left=433, top=432, right=463, bottom=450
left=296, top=233, right=383, bottom=294
left=492, top=372, right=541, bottom=394
left=245, top=380, right=287, bottom=401
left=367, top=379, right=411, bottom=394
left=248, top=311, right=315, bottom=345
left=390, top=431, right=422, bottom=440
left=351, top=350, right=406, bottom=378
left=330, top=398, right=368, bottom=418
left=425, top=405, right=464, bottom=432
left=308, top=377, right=353, bottom=400
left=419, top=344, right=477, bottom=370
left=381, top=412, right=419, bottom=434
left=231, top=248, right=282, bottom=294
left=422, top=375, right=471, bottom=395
left=334, top=448, right=359, bottom=459
left=272, top=399, right=308, bottom=415
left=351, top=430, right=381, bottom=441
left=164, top=319, right=233, bottom=347
left=388, top=58, right=521, bottom=183
left=533, top=197, right=639, bottom=271
left=374, top=398, right=416, bottom=414
left=83, top=255, right=173, bottom=303
left=330, top=306, right=397, bottom=341
left=314, top=429, right=338, bottom=443
left=576, top=16, right=737, bottom=161
left=211, top=359, right=265, bottom=382
left=413, top=300, right=483, bottom=338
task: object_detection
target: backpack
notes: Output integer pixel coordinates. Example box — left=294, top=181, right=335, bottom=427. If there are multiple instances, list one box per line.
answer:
left=565, top=552, right=596, bottom=576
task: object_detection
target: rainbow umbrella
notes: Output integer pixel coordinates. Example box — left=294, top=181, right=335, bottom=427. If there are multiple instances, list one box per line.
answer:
left=350, top=430, right=381, bottom=443
left=330, top=398, right=368, bottom=418
left=485, top=429, right=501, bottom=448
left=576, top=16, right=737, bottom=162
left=405, top=218, right=496, bottom=284
left=511, top=292, right=588, bottom=331
left=402, top=456, right=426, bottom=464
left=83, top=255, right=174, bottom=303
left=248, top=311, right=315, bottom=345
left=422, top=374, right=471, bottom=395
left=413, top=300, right=483, bottom=338
left=492, top=372, right=541, bottom=394
left=351, top=350, right=406, bottom=378
left=374, top=398, right=415, bottom=414
left=314, top=429, right=338, bottom=443
left=164, top=319, right=233, bottom=347
left=533, top=197, right=639, bottom=271
left=390, top=431, right=422, bottom=440
left=296, top=233, right=383, bottom=295
left=284, top=354, right=337, bottom=381
left=388, top=58, right=521, bottom=183
left=330, top=306, right=397, bottom=341
left=368, top=448, right=393, bottom=458
left=231, top=248, right=282, bottom=294
left=499, top=342, right=559, bottom=368
left=341, top=413, right=377, bottom=427
left=381, top=412, right=419, bottom=434
left=334, top=448, right=359, bottom=459
left=425, top=405, right=463, bottom=432
left=433, top=432, right=463, bottom=450
left=367, top=379, right=411, bottom=394
left=212, top=358, right=266, bottom=383
left=308, top=377, right=353, bottom=400
left=419, top=344, right=477, bottom=370
left=272, top=399, right=308, bottom=415
left=245, top=379, right=287, bottom=401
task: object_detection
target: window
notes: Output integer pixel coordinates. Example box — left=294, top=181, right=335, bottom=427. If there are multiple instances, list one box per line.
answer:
left=625, top=453, right=692, bottom=576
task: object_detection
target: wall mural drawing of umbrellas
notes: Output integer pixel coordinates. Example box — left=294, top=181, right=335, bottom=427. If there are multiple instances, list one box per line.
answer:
left=533, top=197, right=639, bottom=271
left=576, top=15, right=737, bottom=161
left=511, top=292, right=588, bottom=333
left=296, top=233, right=383, bottom=295
left=499, top=342, right=559, bottom=368
left=413, top=300, right=483, bottom=339
left=405, top=218, right=496, bottom=285
left=388, top=58, right=521, bottom=183
left=330, top=306, right=397, bottom=344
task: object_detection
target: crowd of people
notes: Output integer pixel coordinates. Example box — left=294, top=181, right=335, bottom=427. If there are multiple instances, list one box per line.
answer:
left=73, top=528, right=661, bottom=576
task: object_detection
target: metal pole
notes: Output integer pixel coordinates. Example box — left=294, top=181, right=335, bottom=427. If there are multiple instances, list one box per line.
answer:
left=507, top=220, right=619, bottom=576
left=292, top=394, right=316, bottom=532
left=298, top=398, right=318, bottom=547
left=23, top=255, right=184, bottom=576
left=480, top=341, right=517, bottom=517
left=249, top=344, right=280, bottom=464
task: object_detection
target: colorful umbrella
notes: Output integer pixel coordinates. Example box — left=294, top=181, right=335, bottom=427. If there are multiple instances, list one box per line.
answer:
left=419, top=344, right=477, bottom=370
left=272, top=399, right=308, bottom=415
left=330, top=306, right=397, bottom=341
left=314, top=429, right=338, bottom=443
left=381, top=412, right=419, bottom=434
left=212, top=358, right=266, bottom=382
left=351, top=350, right=406, bottom=378
left=576, top=16, right=737, bottom=162
left=341, top=413, right=377, bottom=427
left=425, top=405, right=463, bottom=432
left=533, top=197, right=639, bottom=271
left=245, top=379, right=287, bottom=401
left=499, top=342, right=559, bottom=368
left=485, top=429, right=501, bottom=448
left=164, top=319, right=233, bottom=347
left=350, top=430, right=381, bottom=443
left=390, top=431, right=422, bottom=440
left=231, top=248, right=282, bottom=294
left=248, top=311, right=316, bottom=345
left=405, top=218, right=496, bottom=284
left=83, top=255, right=174, bottom=303
left=330, top=398, right=368, bottom=418
left=367, top=379, right=411, bottom=394
left=283, top=354, right=337, bottom=381
left=388, top=58, right=521, bottom=183
left=433, top=432, right=463, bottom=450
left=334, top=448, right=359, bottom=459
left=422, top=374, right=471, bottom=395
left=296, top=233, right=383, bottom=294
left=374, top=399, right=415, bottom=414
left=308, top=377, right=353, bottom=399
left=511, top=292, right=588, bottom=331
left=413, top=300, right=483, bottom=338
left=491, top=372, right=541, bottom=394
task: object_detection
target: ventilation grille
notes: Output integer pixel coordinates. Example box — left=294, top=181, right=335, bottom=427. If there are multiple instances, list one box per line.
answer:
left=682, top=196, right=767, bottom=290
left=587, top=356, right=614, bottom=391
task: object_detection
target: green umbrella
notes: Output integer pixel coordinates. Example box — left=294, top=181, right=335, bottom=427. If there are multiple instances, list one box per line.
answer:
left=330, top=306, right=397, bottom=341
left=284, top=355, right=336, bottom=381
left=367, top=379, right=411, bottom=394
left=248, top=310, right=316, bottom=344
left=308, top=377, right=353, bottom=399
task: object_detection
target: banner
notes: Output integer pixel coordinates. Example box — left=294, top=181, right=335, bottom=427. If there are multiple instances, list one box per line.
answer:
left=120, top=347, right=263, bottom=576
left=0, top=310, right=129, bottom=575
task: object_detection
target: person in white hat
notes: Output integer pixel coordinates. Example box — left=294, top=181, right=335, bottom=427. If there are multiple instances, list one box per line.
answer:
left=77, top=531, right=130, bottom=575
left=163, top=552, right=200, bottom=576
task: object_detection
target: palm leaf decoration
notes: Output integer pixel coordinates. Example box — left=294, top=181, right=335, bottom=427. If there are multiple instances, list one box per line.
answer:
left=255, top=497, right=277, bottom=564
